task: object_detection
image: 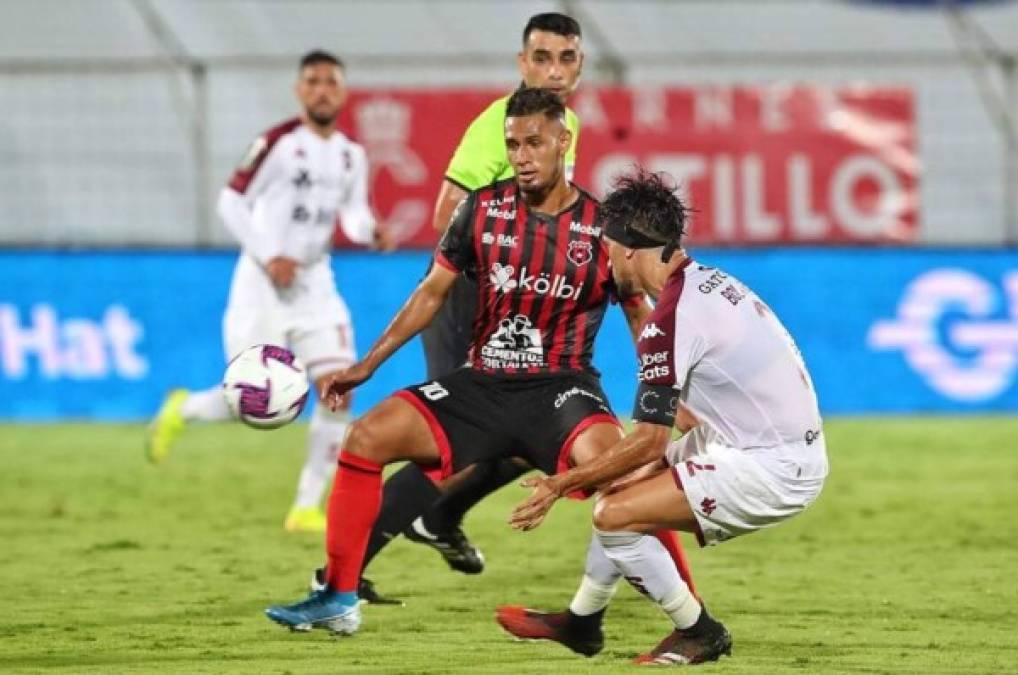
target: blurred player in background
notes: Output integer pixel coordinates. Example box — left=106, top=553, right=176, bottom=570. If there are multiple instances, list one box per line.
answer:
left=502, top=170, right=828, bottom=665
left=356, top=11, right=588, bottom=591
left=146, top=50, right=393, bottom=534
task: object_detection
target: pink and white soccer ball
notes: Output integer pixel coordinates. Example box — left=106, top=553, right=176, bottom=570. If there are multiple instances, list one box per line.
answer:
left=222, top=345, right=310, bottom=429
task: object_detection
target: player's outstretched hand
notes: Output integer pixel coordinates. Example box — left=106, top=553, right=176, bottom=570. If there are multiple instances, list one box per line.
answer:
left=509, top=476, right=562, bottom=531
left=318, top=364, right=371, bottom=411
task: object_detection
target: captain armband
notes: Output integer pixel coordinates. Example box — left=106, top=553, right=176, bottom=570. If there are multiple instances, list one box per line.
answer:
left=631, top=382, right=680, bottom=427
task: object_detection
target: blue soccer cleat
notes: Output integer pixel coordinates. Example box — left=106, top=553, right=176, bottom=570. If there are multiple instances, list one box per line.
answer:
left=265, top=589, right=362, bottom=635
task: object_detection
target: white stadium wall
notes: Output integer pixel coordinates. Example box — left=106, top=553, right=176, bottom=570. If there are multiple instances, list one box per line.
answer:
left=0, top=0, right=1017, bottom=246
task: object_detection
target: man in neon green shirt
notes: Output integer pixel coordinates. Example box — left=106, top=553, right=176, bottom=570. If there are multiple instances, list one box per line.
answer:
left=354, top=14, right=587, bottom=601
left=444, top=92, right=580, bottom=193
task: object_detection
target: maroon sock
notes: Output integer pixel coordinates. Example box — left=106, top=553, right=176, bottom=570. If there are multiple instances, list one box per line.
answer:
left=325, top=450, right=383, bottom=592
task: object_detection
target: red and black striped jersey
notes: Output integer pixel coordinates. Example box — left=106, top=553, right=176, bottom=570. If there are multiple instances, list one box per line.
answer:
left=436, top=178, right=634, bottom=376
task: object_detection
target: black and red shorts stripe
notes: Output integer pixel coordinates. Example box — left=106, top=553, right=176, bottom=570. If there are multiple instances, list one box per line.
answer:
left=395, top=367, right=619, bottom=493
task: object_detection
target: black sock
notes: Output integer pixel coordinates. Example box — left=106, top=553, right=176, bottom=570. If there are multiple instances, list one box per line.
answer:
left=683, top=605, right=716, bottom=636
left=422, top=458, right=529, bottom=533
left=567, top=607, right=607, bottom=633
left=361, top=463, right=441, bottom=574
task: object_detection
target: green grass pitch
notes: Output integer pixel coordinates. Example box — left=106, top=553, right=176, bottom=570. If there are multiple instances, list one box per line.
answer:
left=1, top=418, right=1016, bottom=673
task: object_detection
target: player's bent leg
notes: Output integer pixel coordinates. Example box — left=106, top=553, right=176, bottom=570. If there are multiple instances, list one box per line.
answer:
left=592, top=469, right=698, bottom=534
left=569, top=425, right=698, bottom=595
left=266, top=396, right=441, bottom=635
left=591, top=471, right=731, bottom=665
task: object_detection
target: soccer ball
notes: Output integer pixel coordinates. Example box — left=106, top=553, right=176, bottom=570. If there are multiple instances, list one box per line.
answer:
left=222, top=344, right=310, bottom=429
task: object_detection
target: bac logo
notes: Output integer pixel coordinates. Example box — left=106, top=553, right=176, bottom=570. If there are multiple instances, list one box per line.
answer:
left=868, top=269, right=1018, bottom=401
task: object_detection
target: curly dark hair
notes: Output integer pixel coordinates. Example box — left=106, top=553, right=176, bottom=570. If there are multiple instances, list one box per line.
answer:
left=505, top=86, right=566, bottom=122
left=598, top=168, right=688, bottom=251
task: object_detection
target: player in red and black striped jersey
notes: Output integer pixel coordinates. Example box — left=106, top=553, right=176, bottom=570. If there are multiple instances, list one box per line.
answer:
left=434, top=176, right=614, bottom=375
left=265, top=88, right=691, bottom=640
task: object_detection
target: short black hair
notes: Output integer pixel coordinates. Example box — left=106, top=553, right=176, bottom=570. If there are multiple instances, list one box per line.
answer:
left=505, top=86, right=566, bottom=122
left=522, top=12, right=582, bottom=44
left=598, top=168, right=688, bottom=251
left=299, top=49, right=343, bottom=71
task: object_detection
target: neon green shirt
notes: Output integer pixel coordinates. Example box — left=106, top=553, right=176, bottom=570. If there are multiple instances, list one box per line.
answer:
left=445, top=94, right=580, bottom=191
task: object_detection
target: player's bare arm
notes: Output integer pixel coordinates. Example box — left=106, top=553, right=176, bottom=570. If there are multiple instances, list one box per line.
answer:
left=321, top=264, right=459, bottom=408
left=432, top=180, right=469, bottom=233
left=510, top=422, right=672, bottom=531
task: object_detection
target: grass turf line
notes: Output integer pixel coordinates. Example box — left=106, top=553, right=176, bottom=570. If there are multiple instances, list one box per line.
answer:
left=0, top=418, right=1016, bottom=673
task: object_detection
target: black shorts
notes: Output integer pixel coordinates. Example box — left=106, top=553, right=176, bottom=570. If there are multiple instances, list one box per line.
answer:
left=395, top=368, right=619, bottom=488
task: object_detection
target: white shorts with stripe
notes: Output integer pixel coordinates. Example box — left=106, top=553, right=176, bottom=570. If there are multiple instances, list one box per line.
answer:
left=667, top=426, right=828, bottom=546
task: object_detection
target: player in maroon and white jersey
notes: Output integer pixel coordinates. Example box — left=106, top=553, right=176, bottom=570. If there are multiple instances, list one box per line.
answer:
left=264, top=88, right=691, bottom=640
left=503, top=170, right=829, bottom=665
left=146, top=51, right=393, bottom=536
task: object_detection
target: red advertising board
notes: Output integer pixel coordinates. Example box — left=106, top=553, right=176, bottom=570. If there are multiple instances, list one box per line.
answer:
left=336, top=86, right=916, bottom=248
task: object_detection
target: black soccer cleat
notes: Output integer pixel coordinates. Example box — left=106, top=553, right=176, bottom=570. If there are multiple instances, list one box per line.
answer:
left=633, top=616, right=732, bottom=666
left=357, top=577, right=404, bottom=606
left=495, top=606, right=604, bottom=657
left=403, top=517, right=485, bottom=574
left=309, top=567, right=405, bottom=606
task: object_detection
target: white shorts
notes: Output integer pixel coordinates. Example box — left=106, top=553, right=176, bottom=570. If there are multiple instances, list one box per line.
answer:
left=223, top=256, right=356, bottom=381
left=667, top=427, right=828, bottom=546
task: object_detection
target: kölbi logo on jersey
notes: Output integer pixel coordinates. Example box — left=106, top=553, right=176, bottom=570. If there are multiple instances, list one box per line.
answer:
left=489, top=263, right=582, bottom=300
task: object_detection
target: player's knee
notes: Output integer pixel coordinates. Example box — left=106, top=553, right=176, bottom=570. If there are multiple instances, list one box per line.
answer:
left=342, top=417, right=386, bottom=462
left=592, top=497, right=632, bottom=532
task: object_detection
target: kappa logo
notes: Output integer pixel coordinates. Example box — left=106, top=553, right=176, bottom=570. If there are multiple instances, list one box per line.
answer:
left=567, top=240, right=593, bottom=267
left=868, top=269, right=1018, bottom=401
left=639, top=323, right=666, bottom=340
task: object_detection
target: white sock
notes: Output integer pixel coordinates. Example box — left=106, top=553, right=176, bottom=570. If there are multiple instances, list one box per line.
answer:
left=568, top=535, right=621, bottom=615
left=292, top=405, right=350, bottom=510
left=179, top=386, right=232, bottom=421
left=596, top=528, right=701, bottom=630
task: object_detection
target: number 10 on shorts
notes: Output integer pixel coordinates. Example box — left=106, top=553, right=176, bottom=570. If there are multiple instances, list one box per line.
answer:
left=420, top=382, right=449, bottom=401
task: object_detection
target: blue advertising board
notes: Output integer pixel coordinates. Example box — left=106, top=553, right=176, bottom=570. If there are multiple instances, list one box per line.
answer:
left=1, top=248, right=1016, bottom=420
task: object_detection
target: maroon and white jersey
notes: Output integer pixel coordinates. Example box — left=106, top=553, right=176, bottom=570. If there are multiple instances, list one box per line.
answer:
left=634, top=259, right=822, bottom=448
left=218, top=118, right=373, bottom=333
left=219, top=117, right=374, bottom=266
left=436, top=178, right=638, bottom=376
